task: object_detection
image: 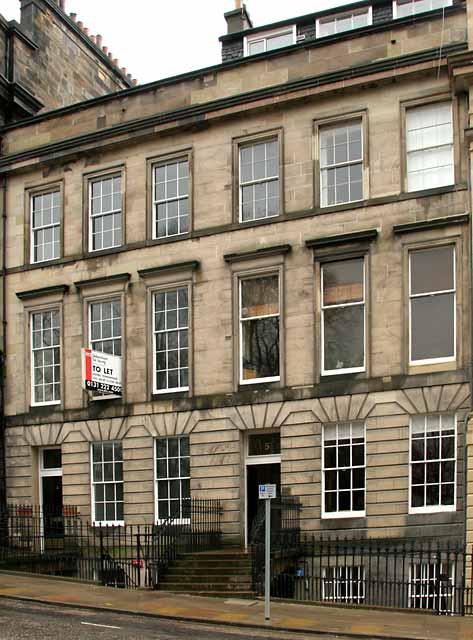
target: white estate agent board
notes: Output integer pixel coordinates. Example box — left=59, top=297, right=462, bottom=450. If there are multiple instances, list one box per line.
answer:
left=81, top=349, right=122, bottom=395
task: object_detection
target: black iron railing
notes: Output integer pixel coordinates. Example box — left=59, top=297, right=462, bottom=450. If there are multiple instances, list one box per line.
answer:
left=250, top=496, right=302, bottom=595
left=145, top=498, right=223, bottom=589
left=265, top=535, right=472, bottom=616
left=0, top=501, right=222, bottom=590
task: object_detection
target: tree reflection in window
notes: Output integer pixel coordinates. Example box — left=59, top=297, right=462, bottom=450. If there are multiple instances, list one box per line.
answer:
left=240, top=275, right=280, bottom=382
left=322, top=258, right=365, bottom=374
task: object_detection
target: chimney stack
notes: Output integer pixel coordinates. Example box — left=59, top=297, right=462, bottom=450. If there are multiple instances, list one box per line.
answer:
left=224, top=2, right=252, bottom=34
left=96, top=34, right=102, bottom=48
left=69, top=12, right=76, bottom=21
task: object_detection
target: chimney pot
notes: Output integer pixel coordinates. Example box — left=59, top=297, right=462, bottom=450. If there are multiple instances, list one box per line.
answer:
left=69, top=12, right=76, bottom=21
left=132, top=79, right=138, bottom=86
left=108, top=52, right=113, bottom=59
left=59, top=0, right=65, bottom=10
left=127, top=73, right=132, bottom=81
left=121, top=67, right=127, bottom=75
left=77, top=20, right=83, bottom=29
left=102, top=46, right=108, bottom=55
left=96, top=34, right=102, bottom=47
left=83, top=27, right=89, bottom=36
left=90, top=35, right=96, bottom=43
left=113, top=58, right=119, bottom=66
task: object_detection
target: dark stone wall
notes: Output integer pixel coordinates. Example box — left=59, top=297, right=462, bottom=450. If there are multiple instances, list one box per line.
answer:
left=0, top=25, right=6, bottom=77
left=373, top=1, right=393, bottom=24
left=221, top=39, right=243, bottom=63
left=12, top=0, right=128, bottom=113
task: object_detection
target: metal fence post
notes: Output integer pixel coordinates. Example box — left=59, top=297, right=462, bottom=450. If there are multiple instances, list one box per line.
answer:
left=99, top=528, right=105, bottom=586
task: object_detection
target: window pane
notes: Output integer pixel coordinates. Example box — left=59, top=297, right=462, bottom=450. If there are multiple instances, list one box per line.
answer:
left=242, top=317, right=279, bottom=380
left=324, top=305, right=364, bottom=372
left=248, top=432, right=281, bottom=456
left=323, top=259, right=363, bottom=306
left=411, top=293, right=454, bottom=362
left=410, top=246, right=454, bottom=295
left=241, top=276, right=279, bottom=318
left=42, top=448, right=62, bottom=469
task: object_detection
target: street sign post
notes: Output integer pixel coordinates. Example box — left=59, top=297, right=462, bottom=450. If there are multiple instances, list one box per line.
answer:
left=259, top=483, right=276, bottom=622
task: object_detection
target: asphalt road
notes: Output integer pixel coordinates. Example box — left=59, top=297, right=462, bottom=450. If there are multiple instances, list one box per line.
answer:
left=0, top=597, right=372, bottom=640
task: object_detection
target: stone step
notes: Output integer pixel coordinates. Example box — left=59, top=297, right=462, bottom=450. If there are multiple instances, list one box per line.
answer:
left=158, top=589, right=256, bottom=598
left=173, top=560, right=252, bottom=569
left=156, top=582, right=253, bottom=592
left=160, top=573, right=252, bottom=583
left=166, top=566, right=251, bottom=576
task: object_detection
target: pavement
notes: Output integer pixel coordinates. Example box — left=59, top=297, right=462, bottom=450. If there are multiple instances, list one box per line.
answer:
left=0, top=571, right=472, bottom=640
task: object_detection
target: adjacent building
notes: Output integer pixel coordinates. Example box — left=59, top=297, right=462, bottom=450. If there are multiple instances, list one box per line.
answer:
left=0, top=0, right=472, bottom=550
left=0, top=0, right=135, bottom=504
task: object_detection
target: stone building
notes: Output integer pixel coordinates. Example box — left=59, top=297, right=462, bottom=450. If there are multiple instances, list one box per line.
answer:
left=0, top=0, right=135, bottom=503
left=0, top=0, right=472, bottom=551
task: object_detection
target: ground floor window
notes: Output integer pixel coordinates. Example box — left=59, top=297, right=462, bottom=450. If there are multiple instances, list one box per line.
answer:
left=155, top=436, right=190, bottom=521
left=91, top=441, right=124, bottom=525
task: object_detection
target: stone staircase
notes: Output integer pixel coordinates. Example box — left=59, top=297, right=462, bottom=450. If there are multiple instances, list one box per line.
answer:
left=155, top=549, right=255, bottom=597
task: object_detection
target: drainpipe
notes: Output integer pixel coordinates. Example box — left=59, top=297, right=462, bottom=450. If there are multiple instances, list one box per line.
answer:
left=0, top=174, right=6, bottom=508
left=4, top=24, right=14, bottom=124
left=465, top=89, right=473, bottom=552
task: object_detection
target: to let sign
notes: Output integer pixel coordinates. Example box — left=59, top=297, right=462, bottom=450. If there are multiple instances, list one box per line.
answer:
left=81, top=349, right=122, bottom=395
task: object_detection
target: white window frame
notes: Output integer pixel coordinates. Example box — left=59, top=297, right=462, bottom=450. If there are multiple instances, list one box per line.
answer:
left=321, top=258, right=366, bottom=376
left=239, top=273, right=281, bottom=386
left=152, top=157, right=190, bottom=240
left=405, top=102, right=454, bottom=193
left=322, top=566, right=366, bottom=603
left=408, top=562, right=455, bottom=614
left=30, top=189, right=61, bottom=264
left=322, top=422, right=366, bottom=519
left=239, top=138, right=280, bottom=223
left=319, top=120, right=364, bottom=208
left=409, top=414, right=456, bottom=515
left=88, top=174, right=122, bottom=253
left=316, top=6, right=373, bottom=38
left=154, top=436, right=191, bottom=524
left=30, top=308, right=61, bottom=407
left=88, top=298, right=122, bottom=401
left=244, top=25, right=296, bottom=56
left=90, top=441, right=124, bottom=527
left=152, top=285, right=190, bottom=395
left=408, top=246, right=456, bottom=366
left=393, top=0, right=452, bottom=19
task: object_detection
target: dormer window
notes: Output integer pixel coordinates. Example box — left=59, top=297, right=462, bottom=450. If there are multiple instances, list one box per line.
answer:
left=316, top=6, right=372, bottom=38
left=393, top=0, right=452, bottom=19
left=244, top=26, right=296, bottom=56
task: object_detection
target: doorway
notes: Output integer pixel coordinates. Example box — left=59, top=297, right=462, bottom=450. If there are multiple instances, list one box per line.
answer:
left=245, top=431, right=281, bottom=545
left=39, top=448, right=63, bottom=539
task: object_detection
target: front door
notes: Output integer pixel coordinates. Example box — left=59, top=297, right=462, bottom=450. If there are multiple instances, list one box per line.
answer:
left=245, top=430, right=281, bottom=544
left=246, top=462, right=280, bottom=541
left=40, top=448, right=63, bottom=539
